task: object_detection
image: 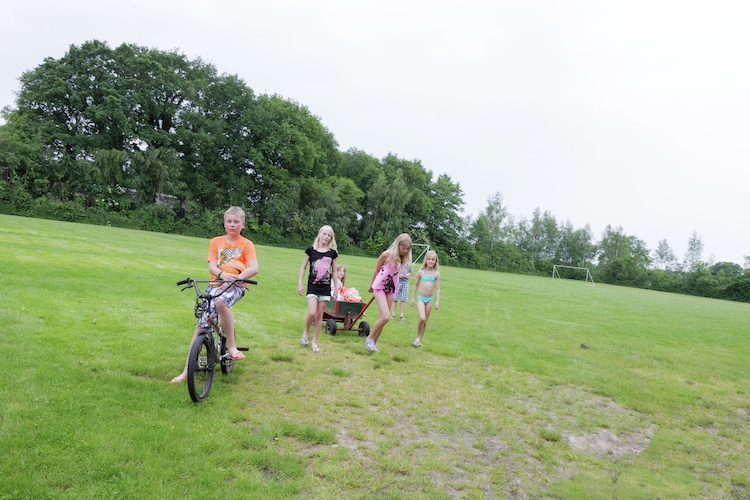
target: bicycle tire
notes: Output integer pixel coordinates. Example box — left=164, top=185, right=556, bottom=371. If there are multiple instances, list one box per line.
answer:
left=187, top=332, right=215, bottom=402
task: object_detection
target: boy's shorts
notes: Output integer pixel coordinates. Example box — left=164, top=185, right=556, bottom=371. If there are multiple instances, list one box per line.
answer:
left=196, top=283, right=246, bottom=329
left=395, top=280, right=409, bottom=302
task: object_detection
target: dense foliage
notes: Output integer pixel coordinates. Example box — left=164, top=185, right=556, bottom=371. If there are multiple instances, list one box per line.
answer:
left=1, top=41, right=748, bottom=302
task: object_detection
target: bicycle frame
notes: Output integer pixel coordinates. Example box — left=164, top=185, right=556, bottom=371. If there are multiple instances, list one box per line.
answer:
left=177, top=277, right=257, bottom=402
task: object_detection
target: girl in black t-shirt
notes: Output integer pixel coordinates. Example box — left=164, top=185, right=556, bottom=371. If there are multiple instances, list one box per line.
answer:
left=297, top=225, right=340, bottom=352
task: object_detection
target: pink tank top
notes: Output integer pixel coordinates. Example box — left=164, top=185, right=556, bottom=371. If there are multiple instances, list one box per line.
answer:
left=371, top=261, right=399, bottom=294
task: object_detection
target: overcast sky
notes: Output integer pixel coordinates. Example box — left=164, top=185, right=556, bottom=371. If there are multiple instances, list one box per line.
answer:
left=3, top=0, right=748, bottom=265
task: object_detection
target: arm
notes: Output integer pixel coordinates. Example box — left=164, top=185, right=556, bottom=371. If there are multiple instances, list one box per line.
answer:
left=298, top=254, right=310, bottom=295
left=208, top=260, right=222, bottom=279
left=331, top=258, right=339, bottom=299
left=434, top=272, right=441, bottom=309
left=237, top=259, right=259, bottom=281
left=368, top=252, right=388, bottom=293
left=410, top=270, right=422, bottom=306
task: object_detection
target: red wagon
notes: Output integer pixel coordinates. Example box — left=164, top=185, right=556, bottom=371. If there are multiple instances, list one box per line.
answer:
left=323, top=297, right=374, bottom=337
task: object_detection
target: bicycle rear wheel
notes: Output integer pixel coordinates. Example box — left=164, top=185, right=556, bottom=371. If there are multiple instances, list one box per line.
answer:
left=220, top=333, right=234, bottom=375
left=187, top=332, right=215, bottom=402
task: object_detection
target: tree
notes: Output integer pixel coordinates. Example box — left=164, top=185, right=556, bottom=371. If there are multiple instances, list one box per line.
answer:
left=556, top=221, right=595, bottom=268
left=684, top=230, right=704, bottom=272
left=362, top=170, right=410, bottom=243
left=423, top=174, right=464, bottom=257
left=653, top=239, right=678, bottom=270
left=248, top=94, right=338, bottom=223
left=596, top=225, right=651, bottom=286
left=483, top=192, right=510, bottom=251
left=517, top=208, right=558, bottom=269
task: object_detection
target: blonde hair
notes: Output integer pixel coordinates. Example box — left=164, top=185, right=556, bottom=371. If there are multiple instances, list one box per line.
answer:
left=420, top=250, right=439, bottom=271
left=336, top=264, right=347, bottom=286
left=224, top=206, right=246, bottom=222
left=312, top=225, right=337, bottom=251
left=387, top=233, right=412, bottom=270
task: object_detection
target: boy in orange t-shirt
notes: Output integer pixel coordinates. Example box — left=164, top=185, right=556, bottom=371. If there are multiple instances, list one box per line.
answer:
left=171, top=206, right=259, bottom=383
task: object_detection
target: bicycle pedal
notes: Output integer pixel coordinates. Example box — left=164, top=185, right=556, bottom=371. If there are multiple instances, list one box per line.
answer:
left=237, top=346, right=249, bottom=351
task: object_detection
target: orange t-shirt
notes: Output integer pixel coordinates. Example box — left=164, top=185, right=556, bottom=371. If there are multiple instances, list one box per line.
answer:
left=208, top=235, right=257, bottom=285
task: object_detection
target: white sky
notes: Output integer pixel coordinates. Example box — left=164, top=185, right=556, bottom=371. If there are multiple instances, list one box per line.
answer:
left=2, top=0, right=748, bottom=265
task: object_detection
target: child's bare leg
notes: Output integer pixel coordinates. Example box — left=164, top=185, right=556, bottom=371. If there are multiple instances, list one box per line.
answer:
left=415, top=301, right=428, bottom=343
left=216, top=299, right=242, bottom=357
left=417, top=302, right=432, bottom=341
left=171, top=327, right=201, bottom=383
left=368, top=294, right=392, bottom=343
left=311, top=300, right=327, bottom=351
left=303, top=296, right=318, bottom=343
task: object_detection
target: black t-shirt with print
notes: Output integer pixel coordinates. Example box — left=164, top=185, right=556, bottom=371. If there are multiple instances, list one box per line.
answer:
left=305, top=246, right=338, bottom=296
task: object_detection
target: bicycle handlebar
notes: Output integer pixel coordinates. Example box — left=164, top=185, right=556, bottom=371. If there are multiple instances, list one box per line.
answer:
left=176, top=277, right=258, bottom=286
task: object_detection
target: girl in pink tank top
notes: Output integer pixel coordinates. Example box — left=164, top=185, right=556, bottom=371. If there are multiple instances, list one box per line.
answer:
left=365, top=233, right=413, bottom=352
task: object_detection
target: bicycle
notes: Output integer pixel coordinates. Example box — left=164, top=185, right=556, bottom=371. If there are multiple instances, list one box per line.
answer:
left=176, top=277, right=257, bottom=402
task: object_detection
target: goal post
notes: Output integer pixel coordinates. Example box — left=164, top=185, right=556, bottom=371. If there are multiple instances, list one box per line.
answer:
left=552, top=265, right=595, bottom=285
left=412, top=243, right=430, bottom=263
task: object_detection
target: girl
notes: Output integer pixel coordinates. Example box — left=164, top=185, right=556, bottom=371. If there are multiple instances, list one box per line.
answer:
left=298, top=225, right=339, bottom=352
left=334, top=264, right=347, bottom=300
left=409, top=250, right=440, bottom=347
left=365, top=233, right=412, bottom=352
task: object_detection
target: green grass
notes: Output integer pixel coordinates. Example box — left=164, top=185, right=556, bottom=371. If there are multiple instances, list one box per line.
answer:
left=1, top=214, right=748, bottom=499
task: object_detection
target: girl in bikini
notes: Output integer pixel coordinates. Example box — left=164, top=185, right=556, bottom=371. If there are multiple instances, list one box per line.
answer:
left=409, top=250, right=440, bottom=347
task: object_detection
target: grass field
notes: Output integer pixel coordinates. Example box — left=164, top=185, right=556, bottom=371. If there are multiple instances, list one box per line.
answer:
left=1, top=214, right=748, bottom=499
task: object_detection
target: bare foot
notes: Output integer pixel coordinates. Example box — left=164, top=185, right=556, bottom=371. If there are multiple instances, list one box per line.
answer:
left=229, top=350, right=245, bottom=361
left=170, top=374, right=187, bottom=384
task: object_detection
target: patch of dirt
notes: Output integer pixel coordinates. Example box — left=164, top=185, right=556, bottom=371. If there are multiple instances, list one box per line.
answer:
left=564, top=424, right=655, bottom=457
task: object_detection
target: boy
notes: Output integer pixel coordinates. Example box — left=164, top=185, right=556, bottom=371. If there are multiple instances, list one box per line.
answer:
left=171, top=206, right=259, bottom=383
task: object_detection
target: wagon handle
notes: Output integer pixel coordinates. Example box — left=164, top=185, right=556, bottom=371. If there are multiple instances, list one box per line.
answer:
left=351, top=296, right=375, bottom=324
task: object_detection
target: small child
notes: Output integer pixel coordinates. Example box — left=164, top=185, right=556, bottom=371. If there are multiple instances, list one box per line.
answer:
left=298, top=225, right=339, bottom=353
left=390, top=263, right=412, bottom=319
left=365, top=233, right=412, bottom=352
left=334, top=264, right=347, bottom=300
left=409, top=250, right=440, bottom=347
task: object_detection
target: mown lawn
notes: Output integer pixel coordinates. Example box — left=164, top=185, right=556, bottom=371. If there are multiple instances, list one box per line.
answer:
left=1, top=214, right=748, bottom=499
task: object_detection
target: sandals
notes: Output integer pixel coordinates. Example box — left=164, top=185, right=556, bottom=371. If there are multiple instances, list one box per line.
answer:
left=412, top=340, right=422, bottom=348
left=300, top=332, right=309, bottom=347
left=366, top=339, right=379, bottom=352
left=312, top=345, right=321, bottom=353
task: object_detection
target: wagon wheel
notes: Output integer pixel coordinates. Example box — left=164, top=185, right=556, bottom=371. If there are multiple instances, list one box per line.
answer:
left=358, top=321, right=370, bottom=337
left=325, top=318, right=338, bottom=335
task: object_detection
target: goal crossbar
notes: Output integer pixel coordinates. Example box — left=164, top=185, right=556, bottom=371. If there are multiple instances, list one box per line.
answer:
left=552, top=265, right=594, bottom=285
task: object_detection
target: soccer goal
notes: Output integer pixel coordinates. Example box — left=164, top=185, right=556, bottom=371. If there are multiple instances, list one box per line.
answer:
left=552, top=265, right=595, bottom=285
left=412, top=243, right=430, bottom=263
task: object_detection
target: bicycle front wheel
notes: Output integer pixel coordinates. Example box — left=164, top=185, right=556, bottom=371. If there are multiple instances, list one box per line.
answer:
left=187, top=332, right=215, bottom=402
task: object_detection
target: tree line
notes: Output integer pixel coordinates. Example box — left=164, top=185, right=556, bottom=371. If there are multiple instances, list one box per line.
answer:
left=1, top=40, right=748, bottom=302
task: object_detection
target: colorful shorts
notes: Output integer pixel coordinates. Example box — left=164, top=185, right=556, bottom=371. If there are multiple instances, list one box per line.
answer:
left=196, top=283, right=245, bottom=329
left=395, top=280, right=409, bottom=302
